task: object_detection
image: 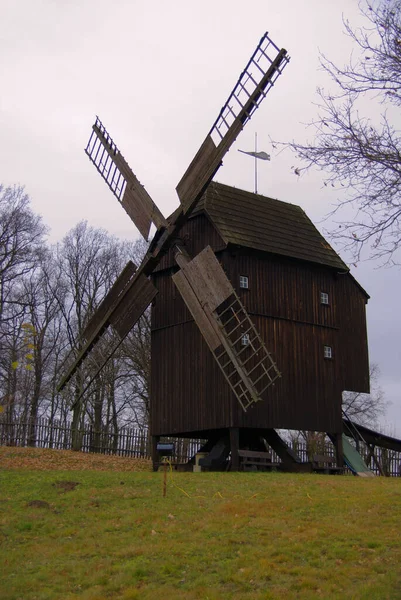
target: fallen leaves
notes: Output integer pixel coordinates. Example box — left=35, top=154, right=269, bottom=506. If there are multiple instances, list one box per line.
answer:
left=0, top=446, right=152, bottom=472
left=52, top=481, right=80, bottom=492
left=26, top=500, right=50, bottom=509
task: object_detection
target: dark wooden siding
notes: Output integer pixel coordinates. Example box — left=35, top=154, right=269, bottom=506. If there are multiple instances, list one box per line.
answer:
left=150, top=220, right=369, bottom=438
left=226, top=247, right=339, bottom=328
left=336, top=274, right=370, bottom=394
left=155, top=213, right=225, bottom=273
left=151, top=314, right=342, bottom=435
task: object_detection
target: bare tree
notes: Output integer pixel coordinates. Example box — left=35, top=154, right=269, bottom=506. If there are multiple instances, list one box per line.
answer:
left=53, top=221, right=128, bottom=448
left=0, top=185, right=47, bottom=427
left=342, top=363, right=388, bottom=426
left=53, top=222, right=150, bottom=448
left=17, top=253, right=65, bottom=444
left=288, top=1, right=401, bottom=263
left=118, top=308, right=151, bottom=428
left=0, top=185, right=47, bottom=323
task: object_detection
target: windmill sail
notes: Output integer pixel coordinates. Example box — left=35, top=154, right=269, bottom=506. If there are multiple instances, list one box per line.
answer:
left=58, top=265, right=157, bottom=393
left=173, top=246, right=281, bottom=411
left=85, top=118, right=167, bottom=240
left=176, top=33, right=289, bottom=215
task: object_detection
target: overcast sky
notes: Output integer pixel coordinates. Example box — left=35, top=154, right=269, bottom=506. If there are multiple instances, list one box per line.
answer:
left=1, top=0, right=400, bottom=434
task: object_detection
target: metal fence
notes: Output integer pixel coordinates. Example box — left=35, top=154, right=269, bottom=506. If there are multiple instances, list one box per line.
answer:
left=1, top=417, right=401, bottom=476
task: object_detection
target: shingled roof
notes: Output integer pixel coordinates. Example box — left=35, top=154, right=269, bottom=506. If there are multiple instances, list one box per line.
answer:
left=191, top=181, right=348, bottom=271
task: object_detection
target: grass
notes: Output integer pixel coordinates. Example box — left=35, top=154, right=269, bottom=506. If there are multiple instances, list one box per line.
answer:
left=1, top=449, right=401, bottom=599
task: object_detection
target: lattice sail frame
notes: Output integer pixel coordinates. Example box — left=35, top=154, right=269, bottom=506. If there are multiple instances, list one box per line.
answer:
left=214, top=294, right=281, bottom=412
left=176, top=32, right=289, bottom=214
left=85, top=119, right=167, bottom=240
left=173, top=246, right=281, bottom=412
left=85, top=119, right=127, bottom=200
left=210, top=33, right=288, bottom=145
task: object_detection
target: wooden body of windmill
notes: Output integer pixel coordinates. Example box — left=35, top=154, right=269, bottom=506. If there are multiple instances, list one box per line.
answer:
left=60, top=34, right=370, bottom=472
left=150, top=182, right=370, bottom=469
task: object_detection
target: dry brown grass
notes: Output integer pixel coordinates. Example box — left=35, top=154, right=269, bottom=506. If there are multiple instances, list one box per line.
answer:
left=0, top=445, right=152, bottom=471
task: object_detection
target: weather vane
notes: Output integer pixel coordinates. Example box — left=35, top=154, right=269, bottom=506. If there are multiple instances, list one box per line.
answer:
left=238, top=132, right=270, bottom=194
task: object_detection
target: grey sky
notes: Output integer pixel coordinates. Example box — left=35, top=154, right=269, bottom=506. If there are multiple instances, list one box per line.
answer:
left=1, top=0, right=400, bottom=433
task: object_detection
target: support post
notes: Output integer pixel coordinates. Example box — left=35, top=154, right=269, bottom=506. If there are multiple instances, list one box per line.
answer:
left=230, top=427, right=240, bottom=472
left=151, top=435, right=160, bottom=472
left=333, top=433, right=344, bottom=468
left=163, top=459, right=168, bottom=497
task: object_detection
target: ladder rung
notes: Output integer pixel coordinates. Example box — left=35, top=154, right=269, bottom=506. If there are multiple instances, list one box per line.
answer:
left=223, top=315, right=249, bottom=336
left=251, top=371, right=270, bottom=388
left=251, top=58, right=266, bottom=77
left=257, top=379, right=277, bottom=396
left=237, top=79, right=252, bottom=99
left=245, top=357, right=268, bottom=378
left=217, top=308, right=243, bottom=329
left=219, top=357, right=233, bottom=371
left=230, top=326, right=253, bottom=347
left=216, top=299, right=239, bottom=319
left=240, top=347, right=265, bottom=368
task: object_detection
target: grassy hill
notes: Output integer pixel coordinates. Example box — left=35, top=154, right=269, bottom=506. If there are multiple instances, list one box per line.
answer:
left=1, top=447, right=400, bottom=599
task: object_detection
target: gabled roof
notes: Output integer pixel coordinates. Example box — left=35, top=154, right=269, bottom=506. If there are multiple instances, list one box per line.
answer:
left=192, top=181, right=349, bottom=272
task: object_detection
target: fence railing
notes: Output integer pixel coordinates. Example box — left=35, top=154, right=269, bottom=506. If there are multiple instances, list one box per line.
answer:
left=0, top=417, right=203, bottom=464
left=1, top=417, right=401, bottom=476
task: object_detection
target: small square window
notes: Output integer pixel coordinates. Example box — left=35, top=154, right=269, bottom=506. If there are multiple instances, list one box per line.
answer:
left=324, top=345, right=332, bottom=359
left=239, top=275, right=249, bottom=289
left=320, top=291, right=329, bottom=305
left=241, top=333, right=250, bottom=346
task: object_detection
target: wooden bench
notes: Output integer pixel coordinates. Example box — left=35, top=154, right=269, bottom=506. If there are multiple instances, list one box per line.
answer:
left=311, top=454, right=343, bottom=475
left=238, top=450, right=279, bottom=471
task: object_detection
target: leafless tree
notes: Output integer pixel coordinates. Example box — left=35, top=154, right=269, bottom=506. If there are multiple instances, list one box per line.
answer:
left=53, top=221, right=131, bottom=448
left=288, top=1, right=401, bottom=263
left=342, top=363, right=388, bottom=426
left=0, top=185, right=47, bottom=427
left=0, top=196, right=152, bottom=448
left=17, top=253, right=65, bottom=444
left=0, top=185, right=47, bottom=324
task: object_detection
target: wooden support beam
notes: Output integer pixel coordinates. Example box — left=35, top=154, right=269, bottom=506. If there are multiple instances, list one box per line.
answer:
left=368, top=444, right=385, bottom=476
left=152, top=435, right=160, bottom=472
left=230, top=428, right=240, bottom=472
left=332, top=432, right=344, bottom=468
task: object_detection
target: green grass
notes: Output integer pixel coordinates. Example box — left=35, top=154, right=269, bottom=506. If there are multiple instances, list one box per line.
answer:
left=1, top=469, right=401, bottom=599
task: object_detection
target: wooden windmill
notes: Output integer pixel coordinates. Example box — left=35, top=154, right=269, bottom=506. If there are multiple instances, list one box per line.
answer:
left=59, top=33, right=290, bottom=435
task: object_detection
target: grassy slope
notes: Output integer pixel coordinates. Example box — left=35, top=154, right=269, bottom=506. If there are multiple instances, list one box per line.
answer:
left=1, top=448, right=401, bottom=600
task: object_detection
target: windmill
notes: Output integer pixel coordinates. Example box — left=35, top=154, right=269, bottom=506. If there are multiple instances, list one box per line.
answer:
left=59, top=33, right=290, bottom=461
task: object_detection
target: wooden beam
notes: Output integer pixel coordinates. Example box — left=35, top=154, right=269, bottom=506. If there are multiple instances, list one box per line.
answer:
left=172, top=269, right=221, bottom=351
left=82, top=260, right=137, bottom=341
left=91, top=123, right=167, bottom=239
left=175, top=246, right=233, bottom=312
left=109, top=273, right=157, bottom=338
left=332, top=432, right=344, bottom=468
left=230, top=428, right=240, bottom=472
left=58, top=273, right=157, bottom=391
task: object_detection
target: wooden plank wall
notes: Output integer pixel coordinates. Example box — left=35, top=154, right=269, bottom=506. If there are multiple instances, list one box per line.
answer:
left=150, top=221, right=369, bottom=438
left=154, top=213, right=225, bottom=273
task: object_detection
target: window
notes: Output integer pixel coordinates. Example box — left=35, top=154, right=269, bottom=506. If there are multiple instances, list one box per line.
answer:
left=241, top=333, right=250, bottom=346
left=324, top=345, right=332, bottom=359
left=239, top=275, right=249, bottom=289
left=320, top=291, right=329, bottom=305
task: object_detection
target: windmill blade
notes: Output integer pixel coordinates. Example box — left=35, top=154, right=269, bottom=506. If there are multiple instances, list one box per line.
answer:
left=173, top=246, right=281, bottom=412
left=85, top=117, right=167, bottom=240
left=176, top=33, right=289, bottom=215
left=58, top=262, right=157, bottom=394
left=82, top=260, right=137, bottom=342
